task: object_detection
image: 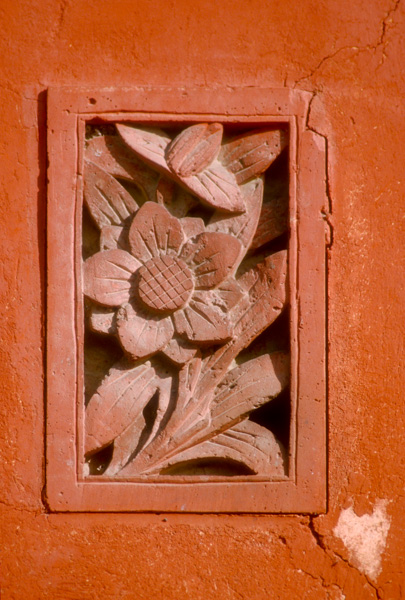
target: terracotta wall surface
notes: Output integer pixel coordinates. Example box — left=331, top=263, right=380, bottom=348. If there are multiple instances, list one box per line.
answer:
left=1, top=1, right=404, bottom=598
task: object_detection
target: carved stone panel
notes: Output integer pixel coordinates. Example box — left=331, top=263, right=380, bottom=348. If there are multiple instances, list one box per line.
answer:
left=46, top=88, right=327, bottom=512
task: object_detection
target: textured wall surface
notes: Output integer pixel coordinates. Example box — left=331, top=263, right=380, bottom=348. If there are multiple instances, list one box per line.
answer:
left=0, top=1, right=404, bottom=598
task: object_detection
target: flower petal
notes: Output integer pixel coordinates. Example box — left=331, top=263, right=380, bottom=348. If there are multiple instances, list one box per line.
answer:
left=128, top=201, right=184, bottom=262
left=117, top=303, right=174, bottom=360
left=161, top=338, right=198, bottom=366
left=83, top=249, right=140, bottom=307
left=180, top=232, right=242, bottom=289
left=173, top=299, right=233, bottom=344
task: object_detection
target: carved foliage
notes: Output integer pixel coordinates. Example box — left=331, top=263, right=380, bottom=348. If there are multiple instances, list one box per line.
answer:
left=83, top=122, right=290, bottom=478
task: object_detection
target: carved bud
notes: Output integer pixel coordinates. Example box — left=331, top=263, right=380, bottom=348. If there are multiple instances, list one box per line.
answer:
left=166, top=123, right=223, bottom=177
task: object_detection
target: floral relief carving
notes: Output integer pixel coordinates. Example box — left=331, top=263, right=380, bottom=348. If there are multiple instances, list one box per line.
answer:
left=82, top=121, right=290, bottom=478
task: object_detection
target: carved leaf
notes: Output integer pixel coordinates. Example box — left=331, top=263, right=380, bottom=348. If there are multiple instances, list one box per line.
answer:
left=84, top=160, right=139, bottom=228
left=220, top=129, right=288, bottom=184
left=195, top=250, right=288, bottom=400
left=234, top=250, right=288, bottom=343
left=207, top=177, right=263, bottom=258
left=116, top=124, right=245, bottom=213
left=106, top=367, right=174, bottom=476
left=104, top=413, right=147, bottom=476
left=117, top=356, right=203, bottom=476
left=159, top=420, right=286, bottom=476
left=166, top=123, right=223, bottom=177
left=191, top=163, right=245, bottom=213
left=141, top=369, right=173, bottom=453
left=250, top=178, right=289, bottom=251
left=85, top=134, right=159, bottom=201
left=160, top=351, right=288, bottom=465
left=210, top=352, right=289, bottom=431
left=85, top=361, right=158, bottom=454
left=132, top=351, right=288, bottom=475
left=116, top=124, right=172, bottom=172
left=177, top=356, right=202, bottom=411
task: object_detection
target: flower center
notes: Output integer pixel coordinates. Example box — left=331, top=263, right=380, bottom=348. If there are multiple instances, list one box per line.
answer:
left=137, top=255, right=194, bottom=313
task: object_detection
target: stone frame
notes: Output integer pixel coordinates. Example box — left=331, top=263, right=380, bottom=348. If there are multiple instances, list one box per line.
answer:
left=46, top=87, right=327, bottom=512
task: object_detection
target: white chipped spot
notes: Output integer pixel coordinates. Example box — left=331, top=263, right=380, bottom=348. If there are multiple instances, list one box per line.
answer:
left=333, top=499, right=391, bottom=580
left=326, top=589, right=346, bottom=600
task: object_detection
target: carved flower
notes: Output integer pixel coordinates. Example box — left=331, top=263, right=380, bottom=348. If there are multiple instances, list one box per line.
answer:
left=84, top=201, right=243, bottom=363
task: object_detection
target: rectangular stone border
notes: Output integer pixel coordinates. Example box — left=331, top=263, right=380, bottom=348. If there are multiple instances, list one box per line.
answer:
left=46, top=87, right=327, bottom=512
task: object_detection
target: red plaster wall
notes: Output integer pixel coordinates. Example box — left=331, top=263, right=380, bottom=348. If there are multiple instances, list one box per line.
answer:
left=1, top=1, right=404, bottom=598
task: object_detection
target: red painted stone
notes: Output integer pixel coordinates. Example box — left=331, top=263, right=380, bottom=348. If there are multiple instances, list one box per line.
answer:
left=2, top=2, right=404, bottom=598
left=45, top=87, right=327, bottom=513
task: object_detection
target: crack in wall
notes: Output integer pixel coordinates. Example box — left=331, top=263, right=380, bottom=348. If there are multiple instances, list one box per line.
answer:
left=293, top=0, right=401, bottom=86
left=270, top=517, right=384, bottom=599
left=305, top=92, right=334, bottom=250
left=49, top=0, right=69, bottom=44
left=379, top=0, right=401, bottom=64
left=308, top=516, right=383, bottom=600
